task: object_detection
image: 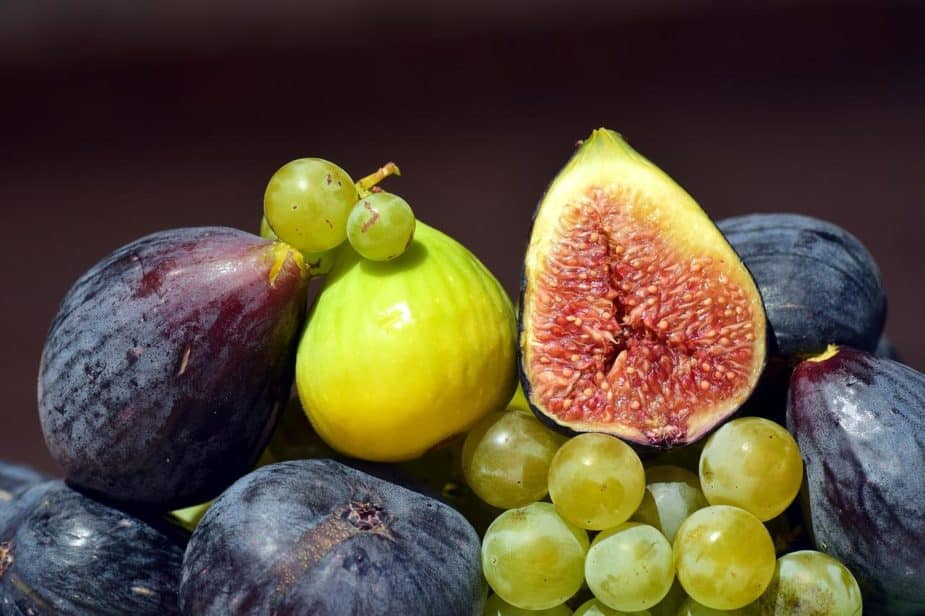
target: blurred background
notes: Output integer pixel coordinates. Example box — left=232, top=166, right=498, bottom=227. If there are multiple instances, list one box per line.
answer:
left=2, top=1, right=923, bottom=471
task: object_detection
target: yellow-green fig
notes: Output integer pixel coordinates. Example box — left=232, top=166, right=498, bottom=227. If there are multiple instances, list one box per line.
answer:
left=296, top=221, right=517, bottom=461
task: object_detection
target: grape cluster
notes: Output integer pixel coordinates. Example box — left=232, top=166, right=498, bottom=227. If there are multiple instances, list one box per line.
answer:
left=467, top=406, right=863, bottom=614
left=262, top=158, right=416, bottom=263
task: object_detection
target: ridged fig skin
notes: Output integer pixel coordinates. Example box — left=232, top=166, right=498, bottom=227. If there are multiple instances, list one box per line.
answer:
left=0, top=461, right=51, bottom=507
left=0, top=481, right=187, bottom=615
left=787, top=348, right=925, bottom=614
left=38, top=227, right=308, bottom=510
left=718, top=213, right=885, bottom=358
left=179, top=459, right=486, bottom=616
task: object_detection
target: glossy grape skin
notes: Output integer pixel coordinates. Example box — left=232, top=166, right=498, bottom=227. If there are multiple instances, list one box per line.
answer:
left=264, top=158, right=358, bottom=253
left=585, top=523, right=674, bottom=612
left=699, top=417, right=803, bottom=521
left=462, top=409, right=565, bottom=509
left=631, top=465, right=707, bottom=543
left=757, top=550, right=863, bottom=615
left=481, top=502, right=589, bottom=610
left=646, top=579, right=685, bottom=616
left=547, top=433, right=645, bottom=530
left=483, top=593, right=572, bottom=615
left=259, top=216, right=336, bottom=276
left=676, top=597, right=758, bottom=615
left=346, top=192, right=416, bottom=261
left=672, top=505, right=776, bottom=610
left=573, top=598, right=651, bottom=615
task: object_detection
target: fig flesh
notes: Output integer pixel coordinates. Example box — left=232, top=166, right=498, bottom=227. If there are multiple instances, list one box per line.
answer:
left=718, top=213, right=886, bottom=359
left=0, top=481, right=186, bottom=615
left=38, top=227, right=308, bottom=510
left=179, top=459, right=485, bottom=616
left=519, top=129, right=766, bottom=447
left=787, top=346, right=925, bottom=614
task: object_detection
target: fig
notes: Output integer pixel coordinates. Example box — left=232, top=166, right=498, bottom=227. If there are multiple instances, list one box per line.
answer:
left=519, top=129, right=766, bottom=447
left=0, top=481, right=186, bottom=615
left=787, top=346, right=925, bottom=614
left=38, top=227, right=308, bottom=510
left=179, top=459, right=485, bottom=615
left=717, top=213, right=886, bottom=359
left=0, top=461, right=50, bottom=508
left=296, top=221, right=517, bottom=461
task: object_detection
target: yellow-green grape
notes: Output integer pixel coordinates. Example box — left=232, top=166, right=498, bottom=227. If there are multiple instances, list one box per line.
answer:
left=698, top=417, right=803, bottom=521
left=170, top=500, right=212, bottom=531
left=346, top=191, right=416, bottom=261
left=631, top=465, right=707, bottom=543
left=263, top=158, right=358, bottom=253
left=462, top=409, right=565, bottom=509
left=672, top=505, right=775, bottom=610
left=547, top=433, right=645, bottom=530
left=260, top=215, right=337, bottom=276
left=646, top=579, right=686, bottom=616
left=483, top=593, right=573, bottom=615
left=481, top=502, right=589, bottom=610
left=757, top=550, right=863, bottom=615
left=585, top=523, right=674, bottom=612
left=573, top=598, right=651, bottom=615
left=676, top=597, right=758, bottom=615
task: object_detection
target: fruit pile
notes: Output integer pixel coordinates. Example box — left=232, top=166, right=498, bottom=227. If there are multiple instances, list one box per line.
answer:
left=1, top=128, right=923, bottom=615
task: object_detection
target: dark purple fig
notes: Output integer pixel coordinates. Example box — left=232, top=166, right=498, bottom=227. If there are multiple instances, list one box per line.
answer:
left=0, top=461, right=51, bottom=507
left=38, top=227, right=308, bottom=510
left=0, top=481, right=186, bottom=615
left=787, top=346, right=925, bottom=614
left=718, top=214, right=886, bottom=359
left=179, top=459, right=485, bottom=616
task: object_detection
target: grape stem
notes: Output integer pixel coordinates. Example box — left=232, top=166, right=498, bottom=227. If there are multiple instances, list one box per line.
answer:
left=356, top=162, right=401, bottom=197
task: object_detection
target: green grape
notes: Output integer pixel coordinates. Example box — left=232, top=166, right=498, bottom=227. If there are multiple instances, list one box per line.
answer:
left=483, top=593, right=573, bottom=615
left=631, top=465, right=707, bottom=543
left=646, top=579, right=685, bottom=616
left=757, top=550, right=862, bottom=615
left=462, top=409, right=565, bottom=509
left=481, top=502, right=589, bottom=610
left=547, top=433, right=645, bottom=530
left=585, top=523, right=674, bottom=612
left=673, top=505, right=776, bottom=610
left=676, top=597, right=758, bottom=615
left=699, top=417, right=803, bottom=521
left=346, top=191, right=416, bottom=261
left=260, top=215, right=337, bottom=276
left=263, top=158, right=358, bottom=253
left=573, top=598, right=651, bottom=615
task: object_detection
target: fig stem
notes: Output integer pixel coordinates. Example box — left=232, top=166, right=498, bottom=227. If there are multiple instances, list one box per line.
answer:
left=356, top=162, right=401, bottom=197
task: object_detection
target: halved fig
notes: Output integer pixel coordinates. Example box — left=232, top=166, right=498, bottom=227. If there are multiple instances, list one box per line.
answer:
left=519, top=129, right=766, bottom=447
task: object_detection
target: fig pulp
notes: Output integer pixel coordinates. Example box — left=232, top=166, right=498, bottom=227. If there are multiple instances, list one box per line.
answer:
left=0, top=481, right=186, bottom=615
left=519, top=129, right=766, bottom=446
left=180, top=459, right=485, bottom=616
left=788, top=346, right=925, bottom=614
left=38, top=227, right=308, bottom=510
left=718, top=213, right=886, bottom=359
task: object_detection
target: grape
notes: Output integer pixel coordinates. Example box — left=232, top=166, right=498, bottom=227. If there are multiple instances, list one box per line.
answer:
left=676, top=597, right=758, bottom=615
left=573, top=598, right=651, bottom=615
left=757, top=550, right=862, bottom=615
left=462, top=409, right=565, bottom=509
left=263, top=158, right=358, bottom=253
left=259, top=215, right=336, bottom=276
left=346, top=191, right=416, bottom=261
left=483, top=593, right=573, bottom=615
left=481, top=502, right=589, bottom=610
left=672, top=505, right=775, bottom=610
left=646, top=579, right=685, bottom=616
left=631, top=465, right=707, bottom=543
left=547, top=433, right=645, bottom=530
left=585, top=523, right=674, bottom=612
left=698, top=417, right=803, bottom=521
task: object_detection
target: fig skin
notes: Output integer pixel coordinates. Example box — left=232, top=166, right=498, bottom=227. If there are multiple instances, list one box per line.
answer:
left=179, top=459, right=486, bottom=616
left=0, top=461, right=50, bottom=508
left=0, top=481, right=187, bottom=615
left=718, top=213, right=886, bottom=359
left=787, top=346, right=925, bottom=614
left=519, top=128, right=766, bottom=447
left=38, top=227, right=308, bottom=510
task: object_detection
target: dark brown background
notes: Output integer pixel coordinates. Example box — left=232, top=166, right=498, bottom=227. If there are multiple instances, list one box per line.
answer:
left=2, top=1, right=923, bottom=472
